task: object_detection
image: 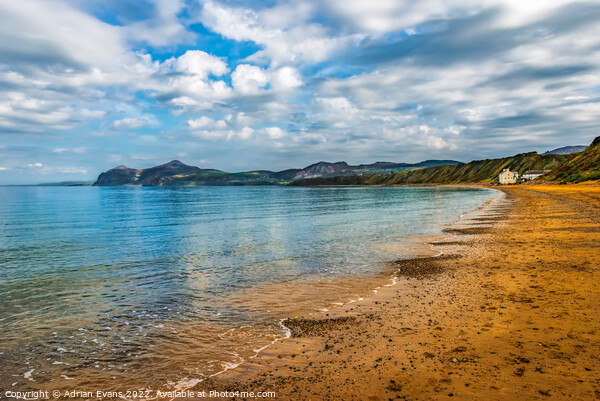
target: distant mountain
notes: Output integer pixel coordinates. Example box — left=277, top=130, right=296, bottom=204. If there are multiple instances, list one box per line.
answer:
left=94, top=160, right=237, bottom=186
left=293, top=161, right=351, bottom=180
left=36, top=181, right=93, bottom=186
left=93, top=159, right=463, bottom=186
left=543, top=136, right=600, bottom=183
left=543, top=145, right=586, bottom=155
left=292, top=159, right=463, bottom=180
left=94, top=160, right=208, bottom=186
left=355, top=160, right=464, bottom=169
left=94, top=165, right=141, bottom=186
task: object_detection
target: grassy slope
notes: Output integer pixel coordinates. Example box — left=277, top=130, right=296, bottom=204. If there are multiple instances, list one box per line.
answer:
left=543, top=136, right=600, bottom=183
left=291, top=152, right=572, bottom=186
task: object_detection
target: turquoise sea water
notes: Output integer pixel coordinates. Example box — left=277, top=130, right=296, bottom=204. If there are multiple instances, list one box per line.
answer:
left=0, top=186, right=497, bottom=392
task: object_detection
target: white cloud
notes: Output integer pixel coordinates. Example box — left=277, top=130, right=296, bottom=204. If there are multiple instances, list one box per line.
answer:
left=156, top=51, right=233, bottom=111
left=112, top=117, right=149, bottom=130
left=168, top=50, right=229, bottom=79
left=264, top=127, right=286, bottom=139
left=123, top=0, right=195, bottom=47
left=79, top=109, right=106, bottom=119
left=323, top=0, right=578, bottom=34
left=316, top=97, right=358, bottom=113
left=199, top=1, right=358, bottom=66
left=53, top=147, right=87, bottom=154
left=191, top=126, right=255, bottom=141
left=187, top=116, right=227, bottom=129
left=323, top=0, right=480, bottom=34
left=56, top=167, right=88, bottom=174
left=271, top=67, right=303, bottom=91
left=0, top=167, right=8, bottom=171
left=0, top=0, right=126, bottom=70
left=222, top=112, right=257, bottom=130
left=0, top=92, right=76, bottom=132
left=238, top=126, right=255, bottom=140
left=231, top=64, right=269, bottom=94
left=427, top=136, right=456, bottom=150
left=27, top=162, right=43, bottom=168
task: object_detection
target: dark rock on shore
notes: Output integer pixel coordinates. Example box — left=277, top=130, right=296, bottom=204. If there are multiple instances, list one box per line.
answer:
left=282, top=317, right=357, bottom=337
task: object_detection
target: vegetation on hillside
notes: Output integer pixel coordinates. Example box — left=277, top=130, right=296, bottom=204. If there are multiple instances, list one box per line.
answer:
left=543, top=136, right=600, bottom=183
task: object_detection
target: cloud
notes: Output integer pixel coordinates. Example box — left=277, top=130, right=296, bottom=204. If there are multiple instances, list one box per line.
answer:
left=56, top=166, right=88, bottom=174
left=155, top=50, right=233, bottom=111
left=263, top=126, right=286, bottom=139
left=191, top=126, right=255, bottom=141
left=112, top=117, right=149, bottom=130
left=187, top=116, right=227, bottom=129
left=322, top=0, right=582, bottom=34
left=54, top=147, right=88, bottom=154
left=79, top=109, right=106, bottom=119
left=167, top=50, right=229, bottom=79
left=323, top=0, right=480, bottom=34
left=231, top=64, right=269, bottom=94
left=271, top=67, right=303, bottom=91
left=122, top=0, right=195, bottom=47
left=0, top=0, right=125, bottom=71
left=27, top=162, right=43, bottom=168
left=198, top=1, right=359, bottom=66
left=0, top=92, right=78, bottom=133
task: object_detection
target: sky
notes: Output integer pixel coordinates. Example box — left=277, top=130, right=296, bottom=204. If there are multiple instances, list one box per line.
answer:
left=1, top=0, right=599, bottom=184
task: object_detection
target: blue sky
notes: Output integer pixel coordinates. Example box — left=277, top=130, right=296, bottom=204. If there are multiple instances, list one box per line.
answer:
left=1, top=0, right=599, bottom=184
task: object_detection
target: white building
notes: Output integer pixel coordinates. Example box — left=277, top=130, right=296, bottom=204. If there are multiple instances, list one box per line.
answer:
left=499, top=169, right=519, bottom=184
left=521, top=170, right=550, bottom=181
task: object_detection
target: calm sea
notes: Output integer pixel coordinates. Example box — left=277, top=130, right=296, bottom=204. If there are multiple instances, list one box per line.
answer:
left=0, top=186, right=497, bottom=393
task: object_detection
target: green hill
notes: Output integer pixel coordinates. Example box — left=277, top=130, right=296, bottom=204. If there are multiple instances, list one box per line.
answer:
left=543, top=136, right=600, bottom=183
left=291, top=152, right=573, bottom=186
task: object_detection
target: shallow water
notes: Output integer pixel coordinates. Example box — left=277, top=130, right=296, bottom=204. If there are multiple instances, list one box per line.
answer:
left=0, top=185, right=497, bottom=392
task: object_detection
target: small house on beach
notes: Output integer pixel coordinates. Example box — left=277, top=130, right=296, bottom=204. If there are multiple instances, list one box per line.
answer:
left=499, top=169, right=519, bottom=184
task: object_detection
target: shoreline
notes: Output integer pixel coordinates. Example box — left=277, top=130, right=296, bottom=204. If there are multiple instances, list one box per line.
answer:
left=172, top=185, right=506, bottom=398
left=171, top=187, right=502, bottom=397
left=178, top=183, right=599, bottom=400
left=168, top=186, right=504, bottom=396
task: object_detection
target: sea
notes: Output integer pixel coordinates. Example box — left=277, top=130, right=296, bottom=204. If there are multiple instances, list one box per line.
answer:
left=0, top=185, right=498, bottom=394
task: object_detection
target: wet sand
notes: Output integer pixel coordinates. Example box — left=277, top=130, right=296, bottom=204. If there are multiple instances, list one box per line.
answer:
left=179, top=184, right=600, bottom=401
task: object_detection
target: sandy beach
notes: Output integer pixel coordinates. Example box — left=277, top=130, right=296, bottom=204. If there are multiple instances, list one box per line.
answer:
left=179, top=183, right=600, bottom=400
